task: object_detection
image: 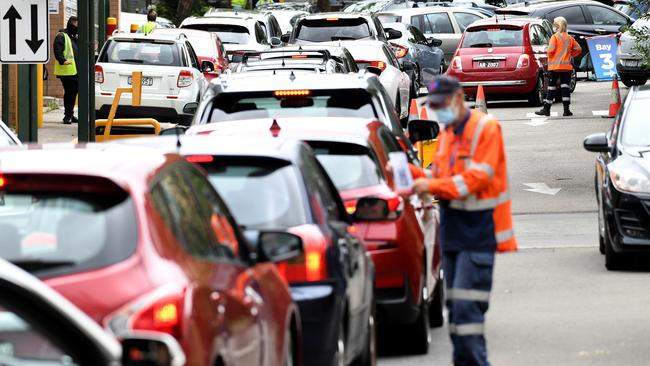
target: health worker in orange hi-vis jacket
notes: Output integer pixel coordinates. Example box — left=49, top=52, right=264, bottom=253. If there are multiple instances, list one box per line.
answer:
left=397, top=75, right=517, bottom=366
left=535, top=16, right=582, bottom=117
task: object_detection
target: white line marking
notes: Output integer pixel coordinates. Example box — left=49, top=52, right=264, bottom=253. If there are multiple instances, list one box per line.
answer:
left=525, top=118, right=549, bottom=127
left=592, top=110, right=609, bottom=116
left=523, top=183, right=561, bottom=196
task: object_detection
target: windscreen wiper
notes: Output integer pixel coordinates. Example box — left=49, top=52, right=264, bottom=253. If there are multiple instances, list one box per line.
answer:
left=331, top=36, right=357, bottom=41
left=470, top=42, right=493, bottom=48
left=10, top=259, right=76, bottom=272
left=119, top=58, right=144, bottom=63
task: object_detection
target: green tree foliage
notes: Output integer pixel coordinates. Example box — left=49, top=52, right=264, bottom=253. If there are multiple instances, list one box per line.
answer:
left=626, top=0, right=650, bottom=67
left=154, top=0, right=213, bottom=25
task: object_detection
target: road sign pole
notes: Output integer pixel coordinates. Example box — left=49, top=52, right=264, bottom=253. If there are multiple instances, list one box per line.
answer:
left=78, top=0, right=95, bottom=142
left=98, top=0, right=106, bottom=51
left=16, top=64, right=37, bottom=142
left=1, top=64, right=8, bottom=124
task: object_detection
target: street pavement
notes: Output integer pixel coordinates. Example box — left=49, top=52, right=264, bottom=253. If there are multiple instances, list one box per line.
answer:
left=380, top=81, right=650, bottom=366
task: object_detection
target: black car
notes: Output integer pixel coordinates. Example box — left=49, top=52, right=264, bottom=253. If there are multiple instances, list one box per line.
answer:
left=118, top=136, right=377, bottom=366
left=584, top=85, right=650, bottom=270
left=497, top=0, right=632, bottom=69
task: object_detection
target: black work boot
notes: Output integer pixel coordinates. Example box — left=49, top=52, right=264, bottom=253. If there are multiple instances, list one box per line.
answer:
left=535, top=104, right=551, bottom=116
left=563, top=103, right=573, bottom=117
left=63, top=116, right=71, bottom=125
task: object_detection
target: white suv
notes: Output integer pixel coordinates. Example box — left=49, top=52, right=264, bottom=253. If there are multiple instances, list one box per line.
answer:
left=95, top=33, right=208, bottom=125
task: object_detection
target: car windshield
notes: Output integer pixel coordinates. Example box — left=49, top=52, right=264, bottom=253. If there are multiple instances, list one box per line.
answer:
left=102, top=40, right=181, bottom=66
left=461, top=27, right=523, bottom=47
left=206, top=89, right=379, bottom=122
left=187, top=37, right=216, bottom=57
left=310, top=142, right=384, bottom=190
left=182, top=24, right=251, bottom=44
left=0, top=190, right=137, bottom=277
left=296, top=18, right=372, bottom=42
left=201, top=158, right=308, bottom=229
left=621, top=102, right=650, bottom=146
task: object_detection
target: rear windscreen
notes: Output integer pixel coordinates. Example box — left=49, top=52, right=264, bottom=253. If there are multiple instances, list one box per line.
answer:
left=296, top=18, right=372, bottom=42
left=100, top=40, right=182, bottom=66
left=182, top=24, right=251, bottom=44
left=309, top=142, right=383, bottom=191
left=0, top=189, right=137, bottom=277
left=461, top=27, right=523, bottom=48
left=206, top=89, right=378, bottom=122
left=202, top=158, right=308, bottom=230
left=378, top=14, right=402, bottom=23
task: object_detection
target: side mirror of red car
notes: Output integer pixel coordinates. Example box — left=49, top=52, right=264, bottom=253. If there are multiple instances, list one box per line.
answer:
left=257, top=231, right=304, bottom=263
left=121, top=332, right=186, bottom=366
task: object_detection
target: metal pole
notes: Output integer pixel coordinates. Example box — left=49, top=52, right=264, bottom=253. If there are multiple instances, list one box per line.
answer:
left=1, top=64, right=8, bottom=124
left=16, top=65, right=37, bottom=143
left=78, top=0, right=96, bottom=142
left=98, top=0, right=106, bottom=51
left=30, top=64, right=38, bottom=141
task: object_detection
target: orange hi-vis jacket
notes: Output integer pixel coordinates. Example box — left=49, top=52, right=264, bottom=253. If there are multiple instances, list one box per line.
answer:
left=410, top=109, right=518, bottom=252
left=547, top=32, right=582, bottom=72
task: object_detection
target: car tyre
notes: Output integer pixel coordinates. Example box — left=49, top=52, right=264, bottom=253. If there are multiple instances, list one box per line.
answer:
left=604, top=222, right=625, bottom=271
left=353, top=305, right=377, bottom=366
left=428, top=276, right=444, bottom=328
left=284, top=327, right=295, bottom=366
left=335, top=319, right=346, bottom=366
left=570, top=69, right=577, bottom=92
left=528, top=75, right=544, bottom=106
left=407, top=288, right=430, bottom=355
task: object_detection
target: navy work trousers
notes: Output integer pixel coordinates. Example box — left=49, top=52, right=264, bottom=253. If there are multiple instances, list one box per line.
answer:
left=443, top=250, right=495, bottom=366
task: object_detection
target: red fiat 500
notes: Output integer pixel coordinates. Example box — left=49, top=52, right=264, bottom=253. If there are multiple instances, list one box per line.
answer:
left=0, top=145, right=302, bottom=366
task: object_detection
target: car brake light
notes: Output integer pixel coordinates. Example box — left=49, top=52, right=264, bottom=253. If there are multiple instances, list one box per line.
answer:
left=390, top=43, right=408, bottom=58
left=451, top=56, right=462, bottom=72
left=282, top=225, right=328, bottom=283
left=186, top=155, right=214, bottom=163
left=292, top=55, right=308, bottom=58
left=345, top=200, right=358, bottom=214
left=95, top=65, right=104, bottom=84
left=177, top=70, right=193, bottom=88
left=0, top=176, right=5, bottom=188
left=357, top=60, right=387, bottom=71
left=326, top=18, right=339, bottom=21
left=274, top=90, right=311, bottom=97
left=516, top=54, right=530, bottom=68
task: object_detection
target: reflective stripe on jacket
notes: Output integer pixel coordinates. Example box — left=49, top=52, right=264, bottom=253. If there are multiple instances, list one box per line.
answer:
left=54, top=32, right=77, bottom=76
left=410, top=110, right=518, bottom=252
left=547, top=32, right=582, bottom=72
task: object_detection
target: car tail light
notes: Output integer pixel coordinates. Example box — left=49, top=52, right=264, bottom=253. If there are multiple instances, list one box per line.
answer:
left=95, top=65, right=104, bottom=84
left=282, top=225, right=328, bottom=283
left=345, top=200, right=357, bottom=214
left=186, top=155, right=214, bottom=163
left=105, top=284, right=184, bottom=340
left=390, top=43, right=408, bottom=58
left=357, top=60, right=387, bottom=71
left=450, top=56, right=462, bottom=72
left=274, top=90, right=311, bottom=97
left=177, top=70, right=193, bottom=88
left=516, top=54, right=530, bottom=68
left=0, top=176, right=5, bottom=188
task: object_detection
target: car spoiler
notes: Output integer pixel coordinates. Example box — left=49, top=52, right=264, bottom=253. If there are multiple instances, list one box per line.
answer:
left=240, top=49, right=331, bottom=65
left=494, top=8, right=531, bottom=16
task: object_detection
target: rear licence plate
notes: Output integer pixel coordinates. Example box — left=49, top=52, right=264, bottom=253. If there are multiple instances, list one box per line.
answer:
left=127, top=76, right=154, bottom=86
left=622, top=60, right=640, bottom=67
left=478, top=61, right=500, bottom=68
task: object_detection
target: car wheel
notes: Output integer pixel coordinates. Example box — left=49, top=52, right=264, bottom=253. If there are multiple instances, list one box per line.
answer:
left=407, top=286, right=430, bottom=355
left=604, top=221, right=625, bottom=271
left=353, top=305, right=377, bottom=366
left=620, top=74, right=635, bottom=88
left=570, top=69, right=577, bottom=92
left=335, top=320, right=346, bottom=366
left=284, top=327, right=295, bottom=366
left=428, top=276, right=444, bottom=328
left=528, top=75, right=544, bottom=106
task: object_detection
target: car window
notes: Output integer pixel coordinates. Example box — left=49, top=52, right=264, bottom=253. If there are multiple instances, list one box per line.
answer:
left=454, top=12, right=482, bottom=32
left=548, top=6, right=586, bottom=25
left=382, top=45, right=399, bottom=67
left=378, top=126, right=403, bottom=154
left=426, top=13, right=454, bottom=34
left=411, top=15, right=433, bottom=34
left=185, top=41, right=200, bottom=70
left=181, top=24, right=251, bottom=45
left=300, top=154, right=342, bottom=222
left=408, top=25, right=428, bottom=44
left=620, top=102, right=650, bottom=146
left=378, top=14, right=402, bottom=23
left=374, top=17, right=387, bottom=40
left=100, top=40, right=181, bottom=66
left=270, top=16, right=282, bottom=37
left=309, top=142, right=384, bottom=191
left=187, top=36, right=215, bottom=58
left=587, top=5, right=628, bottom=26
left=255, top=23, right=269, bottom=44
left=529, top=25, right=546, bottom=46
left=295, top=18, right=372, bottom=42
left=462, top=27, right=524, bottom=47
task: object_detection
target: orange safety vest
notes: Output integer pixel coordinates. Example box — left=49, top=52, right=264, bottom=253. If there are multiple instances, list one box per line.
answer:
left=547, top=32, right=582, bottom=72
left=410, top=110, right=518, bottom=252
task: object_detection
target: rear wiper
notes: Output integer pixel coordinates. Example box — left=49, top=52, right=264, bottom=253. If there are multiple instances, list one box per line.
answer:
left=331, top=36, right=356, bottom=41
left=469, top=42, right=493, bottom=48
left=119, top=58, right=144, bottom=63
left=10, top=259, right=76, bottom=272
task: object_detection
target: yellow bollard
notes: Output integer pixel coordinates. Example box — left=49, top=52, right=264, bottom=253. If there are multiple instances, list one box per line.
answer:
left=130, top=24, right=139, bottom=33
left=37, top=64, right=43, bottom=128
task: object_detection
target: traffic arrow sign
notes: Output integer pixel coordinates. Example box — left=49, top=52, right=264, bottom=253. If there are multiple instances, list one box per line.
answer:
left=0, top=0, right=49, bottom=64
left=523, top=183, right=561, bottom=196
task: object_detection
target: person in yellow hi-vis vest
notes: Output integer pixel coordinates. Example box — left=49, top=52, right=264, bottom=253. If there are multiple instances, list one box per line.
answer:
left=139, top=10, right=158, bottom=35
left=53, top=16, right=79, bottom=124
left=232, top=0, right=248, bottom=11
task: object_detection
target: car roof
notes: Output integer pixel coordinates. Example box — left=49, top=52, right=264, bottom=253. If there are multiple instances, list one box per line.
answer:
left=110, top=32, right=183, bottom=43
left=302, top=12, right=375, bottom=19
left=508, top=0, right=604, bottom=11
left=180, top=16, right=257, bottom=28
left=211, top=71, right=380, bottom=93
left=631, top=84, right=650, bottom=100
left=379, top=6, right=484, bottom=15
left=153, top=28, right=215, bottom=39
left=0, top=144, right=175, bottom=189
left=467, top=17, right=539, bottom=27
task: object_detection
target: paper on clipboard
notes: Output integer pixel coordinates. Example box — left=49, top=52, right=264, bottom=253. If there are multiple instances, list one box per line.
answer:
left=389, top=152, right=413, bottom=192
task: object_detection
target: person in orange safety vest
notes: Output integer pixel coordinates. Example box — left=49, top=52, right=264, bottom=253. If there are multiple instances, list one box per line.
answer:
left=400, top=75, right=517, bottom=366
left=535, top=16, right=582, bottom=117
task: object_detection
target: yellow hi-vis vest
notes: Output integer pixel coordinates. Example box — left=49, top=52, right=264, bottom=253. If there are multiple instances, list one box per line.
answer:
left=139, top=21, right=157, bottom=35
left=232, top=0, right=247, bottom=9
left=54, top=33, right=77, bottom=76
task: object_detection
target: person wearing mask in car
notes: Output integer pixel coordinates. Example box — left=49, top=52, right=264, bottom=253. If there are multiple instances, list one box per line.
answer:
left=535, top=16, right=582, bottom=117
left=53, top=16, right=79, bottom=125
left=139, top=9, right=158, bottom=35
left=392, top=75, right=517, bottom=366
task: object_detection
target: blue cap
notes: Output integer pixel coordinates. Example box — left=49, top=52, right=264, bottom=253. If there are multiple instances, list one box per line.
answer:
left=424, top=75, right=462, bottom=105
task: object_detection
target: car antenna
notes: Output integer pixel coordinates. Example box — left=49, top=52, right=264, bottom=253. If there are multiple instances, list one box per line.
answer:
left=175, top=125, right=182, bottom=151
left=289, top=71, right=296, bottom=81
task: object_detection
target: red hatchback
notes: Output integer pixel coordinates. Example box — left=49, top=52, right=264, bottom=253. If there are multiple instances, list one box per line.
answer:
left=447, top=17, right=551, bottom=106
left=154, top=28, right=230, bottom=81
left=0, top=145, right=302, bottom=366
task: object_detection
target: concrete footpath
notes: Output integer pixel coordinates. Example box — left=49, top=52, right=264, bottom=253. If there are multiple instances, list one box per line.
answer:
left=38, top=106, right=78, bottom=144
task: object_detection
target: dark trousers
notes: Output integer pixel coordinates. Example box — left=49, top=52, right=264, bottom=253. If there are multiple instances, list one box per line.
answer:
left=59, top=76, right=78, bottom=119
left=443, top=250, right=495, bottom=366
left=545, top=71, right=572, bottom=107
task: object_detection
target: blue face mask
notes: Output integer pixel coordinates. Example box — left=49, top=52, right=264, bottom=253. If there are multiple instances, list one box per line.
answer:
left=435, top=106, right=457, bottom=127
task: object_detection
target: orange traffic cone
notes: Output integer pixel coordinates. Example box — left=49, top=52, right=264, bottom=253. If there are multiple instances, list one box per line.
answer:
left=605, top=75, right=621, bottom=118
left=408, top=99, right=419, bottom=121
left=420, top=106, right=429, bottom=120
left=475, top=84, right=487, bottom=114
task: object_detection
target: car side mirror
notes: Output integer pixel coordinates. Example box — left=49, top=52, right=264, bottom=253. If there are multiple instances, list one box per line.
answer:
left=364, top=66, right=382, bottom=76
left=400, top=60, right=416, bottom=72
left=182, top=102, right=199, bottom=115
left=408, top=119, right=440, bottom=143
left=160, top=125, right=188, bottom=136
left=353, top=196, right=397, bottom=221
left=427, top=37, right=443, bottom=47
left=583, top=133, right=609, bottom=153
left=121, top=332, right=186, bottom=366
left=201, top=60, right=215, bottom=73
left=257, top=231, right=304, bottom=263
left=280, top=33, right=291, bottom=43
left=270, top=36, right=283, bottom=46
left=386, top=28, right=402, bottom=40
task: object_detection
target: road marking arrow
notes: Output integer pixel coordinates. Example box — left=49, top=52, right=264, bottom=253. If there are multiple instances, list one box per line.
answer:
left=523, top=183, right=561, bottom=195
left=525, top=118, right=548, bottom=127
left=25, top=4, right=44, bottom=54
left=2, top=5, right=21, bottom=55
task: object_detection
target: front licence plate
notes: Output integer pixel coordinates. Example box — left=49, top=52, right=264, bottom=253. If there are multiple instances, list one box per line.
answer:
left=478, top=61, right=500, bottom=68
left=127, top=76, right=154, bottom=86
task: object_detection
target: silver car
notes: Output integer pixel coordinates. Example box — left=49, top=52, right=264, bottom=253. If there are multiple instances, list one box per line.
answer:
left=617, top=17, right=649, bottom=87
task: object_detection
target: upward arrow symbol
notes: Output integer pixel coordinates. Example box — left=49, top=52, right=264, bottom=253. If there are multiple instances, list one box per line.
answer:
left=25, top=4, right=44, bottom=54
left=3, top=5, right=21, bottom=55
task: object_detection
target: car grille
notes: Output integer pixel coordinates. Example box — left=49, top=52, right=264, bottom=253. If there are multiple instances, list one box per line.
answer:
left=615, top=199, right=650, bottom=240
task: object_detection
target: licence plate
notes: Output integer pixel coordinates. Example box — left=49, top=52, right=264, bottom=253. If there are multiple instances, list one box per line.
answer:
left=622, top=60, right=640, bottom=67
left=127, top=76, right=154, bottom=86
left=478, top=61, right=500, bottom=68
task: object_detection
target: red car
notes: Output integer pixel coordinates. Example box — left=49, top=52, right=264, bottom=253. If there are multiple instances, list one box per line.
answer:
left=447, top=17, right=551, bottom=106
left=0, top=144, right=302, bottom=366
left=154, top=28, right=230, bottom=81
left=188, top=117, right=444, bottom=354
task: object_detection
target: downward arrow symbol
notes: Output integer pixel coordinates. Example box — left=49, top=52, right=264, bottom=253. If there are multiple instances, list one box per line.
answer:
left=25, top=4, right=44, bottom=54
left=523, top=183, right=561, bottom=195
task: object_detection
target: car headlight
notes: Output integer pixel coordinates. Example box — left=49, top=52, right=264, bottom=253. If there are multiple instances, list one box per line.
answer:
left=609, top=167, right=650, bottom=194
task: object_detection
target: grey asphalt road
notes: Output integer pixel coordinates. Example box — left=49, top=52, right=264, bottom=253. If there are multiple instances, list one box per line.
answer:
left=381, top=81, right=650, bottom=366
